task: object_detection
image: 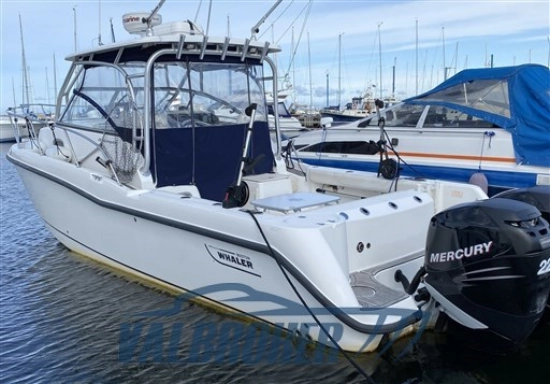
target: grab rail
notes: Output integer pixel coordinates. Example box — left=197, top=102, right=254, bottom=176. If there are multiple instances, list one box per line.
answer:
left=6, top=109, right=44, bottom=154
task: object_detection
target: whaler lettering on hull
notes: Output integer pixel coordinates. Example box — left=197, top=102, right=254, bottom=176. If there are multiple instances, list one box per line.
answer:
left=430, top=241, right=493, bottom=263
left=205, top=244, right=260, bottom=277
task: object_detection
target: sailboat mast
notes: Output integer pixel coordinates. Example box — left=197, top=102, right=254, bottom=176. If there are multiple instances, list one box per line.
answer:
left=291, top=27, right=296, bottom=103
left=307, top=32, right=313, bottom=108
left=338, top=33, right=342, bottom=108
left=45, top=66, right=50, bottom=104
left=19, top=14, right=30, bottom=107
left=392, top=57, right=396, bottom=99
left=12, top=78, right=17, bottom=108
left=442, top=26, right=446, bottom=80
left=415, top=18, right=418, bottom=95
left=378, top=22, right=383, bottom=99
left=326, top=72, right=329, bottom=107
left=53, top=54, right=58, bottom=102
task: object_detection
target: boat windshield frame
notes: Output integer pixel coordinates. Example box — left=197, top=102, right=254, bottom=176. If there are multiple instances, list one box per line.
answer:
left=55, top=37, right=282, bottom=179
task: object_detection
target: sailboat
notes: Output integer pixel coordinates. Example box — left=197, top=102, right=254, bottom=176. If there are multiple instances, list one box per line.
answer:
left=5, top=15, right=52, bottom=142
left=7, top=1, right=550, bottom=354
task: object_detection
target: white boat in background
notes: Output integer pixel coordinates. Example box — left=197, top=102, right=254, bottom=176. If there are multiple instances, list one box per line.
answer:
left=289, top=103, right=333, bottom=130
left=4, top=103, right=55, bottom=143
left=321, top=88, right=378, bottom=124
left=288, top=64, right=550, bottom=196
left=0, top=114, right=27, bottom=143
left=266, top=93, right=308, bottom=139
left=7, top=1, right=550, bottom=355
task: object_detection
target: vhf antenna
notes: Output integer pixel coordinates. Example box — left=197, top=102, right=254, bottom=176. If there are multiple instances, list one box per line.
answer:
left=144, top=0, right=166, bottom=36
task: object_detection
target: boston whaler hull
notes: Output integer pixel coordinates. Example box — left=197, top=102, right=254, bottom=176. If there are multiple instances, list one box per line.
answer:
left=10, top=144, right=437, bottom=352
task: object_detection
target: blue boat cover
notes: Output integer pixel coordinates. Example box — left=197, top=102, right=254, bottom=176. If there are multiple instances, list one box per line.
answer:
left=153, top=121, right=275, bottom=202
left=404, top=64, right=550, bottom=167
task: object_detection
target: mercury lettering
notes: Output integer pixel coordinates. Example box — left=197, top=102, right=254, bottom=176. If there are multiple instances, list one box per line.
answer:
left=430, top=241, right=493, bottom=263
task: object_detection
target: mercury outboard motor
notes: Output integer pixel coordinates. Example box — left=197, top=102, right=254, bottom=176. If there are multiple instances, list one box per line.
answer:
left=492, top=185, right=550, bottom=228
left=423, top=197, right=550, bottom=349
left=493, top=185, right=550, bottom=321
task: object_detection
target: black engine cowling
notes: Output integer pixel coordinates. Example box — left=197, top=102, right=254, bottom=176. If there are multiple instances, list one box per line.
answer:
left=493, top=185, right=550, bottom=223
left=493, top=185, right=550, bottom=319
left=423, top=197, right=550, bottom=348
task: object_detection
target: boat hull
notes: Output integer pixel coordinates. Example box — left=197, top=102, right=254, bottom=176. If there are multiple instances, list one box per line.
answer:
left=0, top=121, right=27, bottom=143
left=8, top=147, right=425, bottom=353
left=290, top=126, right=549, bottom=195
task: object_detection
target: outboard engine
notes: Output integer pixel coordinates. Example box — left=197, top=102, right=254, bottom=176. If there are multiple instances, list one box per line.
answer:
left=492, top=185, right=550, bottom=228
left=423, top=197, right=550, bottom=350
left=493, top=185, right=550, bottom=320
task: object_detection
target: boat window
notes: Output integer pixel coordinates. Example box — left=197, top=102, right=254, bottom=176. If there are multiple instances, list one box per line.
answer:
left=415, top=79, right=511, bottom=118
left=276, top=101, right=292, bottom=118
left=380, top=103, right=427, bottom=127
left=59, top=64, right=145, bottom=134
left=423, top=105, right=498, bottom=128
left=301, top=141, right=379, bottom=155
left=152, top=61, right=267, bottom=129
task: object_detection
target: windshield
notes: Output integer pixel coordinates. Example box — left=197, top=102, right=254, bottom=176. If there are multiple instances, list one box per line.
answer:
left=59, top=60, right=267, bottom=134
left=357, top=101, right=499, bottom=129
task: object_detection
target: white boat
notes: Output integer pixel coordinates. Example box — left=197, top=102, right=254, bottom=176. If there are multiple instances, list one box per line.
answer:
left=288, top=64, right=550, bottom=196
left=289, top=103, right=333, bottom=130
left=3, top=103, right=55, bottom=143
left=7, top=3, right=550, bottom=354
left=266, top=93, right=308, bottom=138
left=0, top=114, right=27, bottom=143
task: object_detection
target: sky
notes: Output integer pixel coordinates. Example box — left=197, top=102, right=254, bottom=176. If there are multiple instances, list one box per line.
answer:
left=1, top=0, right=549, bottom=111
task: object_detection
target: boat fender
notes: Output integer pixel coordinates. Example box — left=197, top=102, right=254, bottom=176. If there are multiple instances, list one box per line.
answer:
left=468, top=172, right=488, bottom=194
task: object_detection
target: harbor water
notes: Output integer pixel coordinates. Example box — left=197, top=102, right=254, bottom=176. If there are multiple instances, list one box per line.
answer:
left=1, top=142, right=548, bottom=384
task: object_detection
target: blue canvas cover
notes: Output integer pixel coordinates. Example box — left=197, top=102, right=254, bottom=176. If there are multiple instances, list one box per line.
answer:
left=153, top=121, right=274, bottom=202
left=404, top=64, right=550, bottom=167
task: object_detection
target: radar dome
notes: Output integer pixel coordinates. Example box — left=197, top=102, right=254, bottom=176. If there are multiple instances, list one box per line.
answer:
left=122, top=13, right=162, bottom=35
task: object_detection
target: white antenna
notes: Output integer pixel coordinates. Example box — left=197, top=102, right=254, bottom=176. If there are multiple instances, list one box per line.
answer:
left=205, top=0, right=212, bottom=36
left=250, top=0, right=282, bottom=40
left=145, top=0, right=166, bottom=36
left=194, top=0, right=203, bottom=24
left=73, top=5, right=77, bottom=51
left=98, top=0, right=103, bottom=45
left=110, top=17, right=116, bottom=43
left=226, top=14, right=231, bottom=38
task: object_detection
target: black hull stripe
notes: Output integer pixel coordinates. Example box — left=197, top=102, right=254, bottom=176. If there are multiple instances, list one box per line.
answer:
left=7, top=152, right=422, bottom=335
